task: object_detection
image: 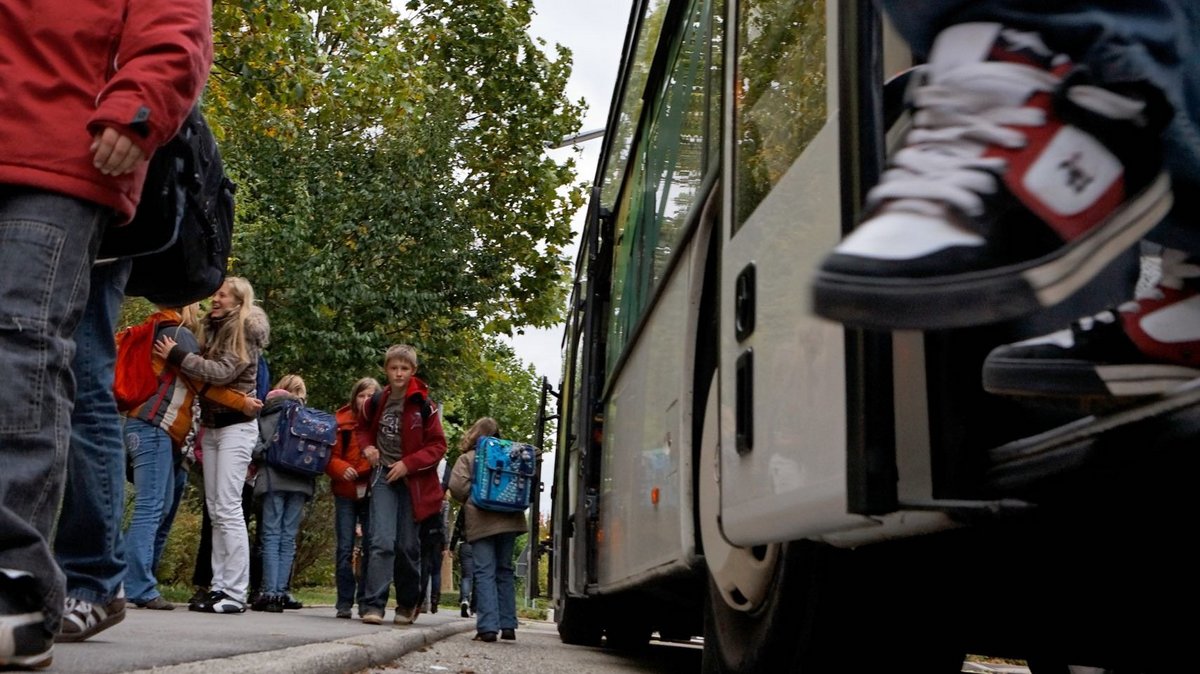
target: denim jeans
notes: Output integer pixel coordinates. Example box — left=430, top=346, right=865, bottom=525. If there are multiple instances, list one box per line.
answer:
left=333, top=495, right=370, bottom=612
left=201, top=420, right=257, bottom=602
left=123, top=418, right=176, bottom=603
left=0, top=188, right=107, bottom=632
left=362, top=473, right=421, bottom=613
left=153, top=462, right=189, bottom=572
left=472, top=532, right=518, bottom=635
left=879, top=1, right=1200, bottom=248
left=260, top=490, right=306, bottom=595
left=52, top=257, right=131, bottom=609
left=459, top=541, right=475, bottom=606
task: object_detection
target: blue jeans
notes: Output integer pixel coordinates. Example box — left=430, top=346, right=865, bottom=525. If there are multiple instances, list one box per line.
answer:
left=362, top=473, right=421, bottom=613
left=154, top=462, right=189, bottom=572
left=122, top=418, right=176, bottom=603
left=0, top=189, right=107, bottom=632
left=52, top=257, right=131, bottom=608
left=459, top=541, right=475, bottom=606
left=333, top=495, right=370, bottom=612
left=260, top=490, right=306, bottom=595
left=880, top=1, right=1200, bottom=248
left=472, top=532, right=518, bottom=635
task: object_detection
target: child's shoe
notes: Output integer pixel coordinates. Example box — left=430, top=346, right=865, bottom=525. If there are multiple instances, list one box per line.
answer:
left=984, top=249, right=1200, bottom=402
left=814, top=22, right=1172, bottom=329
left=0, top=570, right=53, bottom=669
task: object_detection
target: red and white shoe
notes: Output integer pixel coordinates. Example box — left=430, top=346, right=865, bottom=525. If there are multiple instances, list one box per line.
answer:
left=814, top=22, right=1173, bottom=330
left=984, top=249, right=1200, bottom=402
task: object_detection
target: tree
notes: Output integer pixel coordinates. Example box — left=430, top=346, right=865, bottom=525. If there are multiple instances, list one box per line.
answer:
left=200, top=0, right=583, bottom=409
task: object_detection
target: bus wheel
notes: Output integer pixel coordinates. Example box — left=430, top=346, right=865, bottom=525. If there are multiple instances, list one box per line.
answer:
left=696, top=375, right=820, bottom=672
left=557, top=596, right=603, bottom=647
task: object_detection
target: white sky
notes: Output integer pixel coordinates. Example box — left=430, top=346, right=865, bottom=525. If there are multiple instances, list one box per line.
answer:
left=507, top=0, right=632, bottom=390
left=510, top=0, right=633, bottom=517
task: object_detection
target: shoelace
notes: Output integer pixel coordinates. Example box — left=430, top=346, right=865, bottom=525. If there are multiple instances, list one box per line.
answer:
left=1126, top=248, right=1200, bottom=309
left=868, top=58, right=1148, bottom=220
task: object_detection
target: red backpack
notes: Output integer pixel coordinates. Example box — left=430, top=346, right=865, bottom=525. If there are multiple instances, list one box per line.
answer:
left=112, top=317, right=178, bottom=412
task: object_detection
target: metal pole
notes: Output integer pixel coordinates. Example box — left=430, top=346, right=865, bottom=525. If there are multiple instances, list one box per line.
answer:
left=527, top=377, right=549, bottom=602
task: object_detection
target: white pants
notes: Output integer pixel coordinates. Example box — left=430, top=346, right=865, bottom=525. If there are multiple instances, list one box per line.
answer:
left=201, top=420, right=257, bottom=602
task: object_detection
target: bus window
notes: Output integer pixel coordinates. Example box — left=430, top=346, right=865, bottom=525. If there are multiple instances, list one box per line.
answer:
left=734, top=0, right=828, bottom=229
left=606, top=0, right=723, bottom=371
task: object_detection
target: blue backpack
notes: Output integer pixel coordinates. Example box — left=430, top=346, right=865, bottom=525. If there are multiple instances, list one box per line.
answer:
left=255, top=354, right=271, bottom=401
left=470, top=436, right=537, bottom=513
left=265, top=401, right=336, bottom=477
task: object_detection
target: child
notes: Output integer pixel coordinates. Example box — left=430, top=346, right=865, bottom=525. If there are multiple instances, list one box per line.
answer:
left=326, top=377, right=380, bottom=619
left=448, top=418, right=526, bottom=642
left=123, top=303, right=261, bottom=611
left=154, top=277, right=269, bottom=614
left=250, top=375, right=315, bottom=613
left=356, top=345, right=447, bottom=625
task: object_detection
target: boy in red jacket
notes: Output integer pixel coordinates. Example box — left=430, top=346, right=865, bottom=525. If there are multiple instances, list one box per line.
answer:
left=0, top=1, right=212, bottom=668
left=356, top=345, right=447, bottom=625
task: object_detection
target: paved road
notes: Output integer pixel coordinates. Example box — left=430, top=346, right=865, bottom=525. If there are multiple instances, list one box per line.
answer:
left=49, top=604, right=473, bottom=674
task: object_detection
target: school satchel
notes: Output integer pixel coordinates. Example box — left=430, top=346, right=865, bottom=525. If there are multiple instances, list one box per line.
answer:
left=266, top=402, right=336, bottom=477
left=470, top=436, right=537, bottom=513
left=112, top=318, right=178, bottom=412
left=100, top=106, right=235, bottom=306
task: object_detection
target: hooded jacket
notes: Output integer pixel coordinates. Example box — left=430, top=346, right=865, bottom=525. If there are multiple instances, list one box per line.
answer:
left=167, top=305, right=270, bottom=427
left=326, top=404, right=373, bottom=501
left=0, top=1, right=212, bottom=223
left=354, top=377, right=447, bottom=522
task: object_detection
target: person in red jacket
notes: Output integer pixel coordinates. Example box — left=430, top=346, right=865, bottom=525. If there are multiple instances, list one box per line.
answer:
left=356, top=345, right=447, bottom=626
left=0, top=1, right=212, bottom=669
left=326, top=377, right=381, bottom=619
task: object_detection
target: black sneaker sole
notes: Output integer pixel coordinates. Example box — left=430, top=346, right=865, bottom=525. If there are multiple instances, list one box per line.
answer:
left=813, top=173, right=1172, bottom=330
left=984, top=356, right=1200, bottom=399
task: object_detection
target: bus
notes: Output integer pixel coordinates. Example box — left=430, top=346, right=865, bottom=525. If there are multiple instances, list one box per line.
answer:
left=546, top=0, right=1197, bottom=671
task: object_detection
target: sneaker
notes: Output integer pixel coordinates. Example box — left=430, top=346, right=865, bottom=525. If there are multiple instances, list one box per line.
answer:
left=249, top=594, right=270, bottom=612
left=203, top=591, right=245, bottom=614
left=460, top=601, right=470, bottom=619
left=0, top=571, right=53, bottom=669
left=186, top=587, right=209, bottom=609
left=501, top=628, right=516, bottom=641
left=133, top=596, right=174, bottom=611
left=813, top=22, right=1173, bottom=330
left=55, top=595, right=126, bottom=643
left=361, top=611, right=384, bottom=625
left=264, top=595, right=284, bottom=614
left=188, top=590, right=221, bottom=613
left=281, top=593, right=303, bottom=610
left=984, top=250, right=1200, bottom=402
left=393, top=604, right=419, bottom=625
left=473, top=631, right=497, bottom=643
left=335, top=608, right=352, bottom=619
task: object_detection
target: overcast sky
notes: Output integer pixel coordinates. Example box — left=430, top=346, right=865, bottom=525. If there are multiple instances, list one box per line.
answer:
left=506, top=0, right=633, bottom=389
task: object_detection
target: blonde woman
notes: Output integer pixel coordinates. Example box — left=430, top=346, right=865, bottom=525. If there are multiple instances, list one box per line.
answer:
left=154, top=277, right=269, bottom=614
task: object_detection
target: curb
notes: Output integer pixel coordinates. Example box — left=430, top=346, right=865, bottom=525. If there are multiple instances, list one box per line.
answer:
left=127, top=620, right=476, bottom=674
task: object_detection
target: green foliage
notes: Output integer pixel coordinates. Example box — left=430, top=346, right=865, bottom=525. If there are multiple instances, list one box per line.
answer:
left=202, top=0, right=583, bottom=411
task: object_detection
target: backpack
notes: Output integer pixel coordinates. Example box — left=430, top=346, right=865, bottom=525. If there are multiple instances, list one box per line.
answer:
left=265, top=401, right=336, bottom=477
left=255, top=354, right=271, bottom=401
left=470, top=436, right=537, bottom=513
left=113, top=318, right=178, bottom=412
left=103, top=106, right=235, bottom=306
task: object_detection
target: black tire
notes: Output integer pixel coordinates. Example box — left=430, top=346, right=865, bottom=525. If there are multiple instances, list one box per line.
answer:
left=557, top=595, right=602, bottom=647
left=700, top=541, right=830, bottom=673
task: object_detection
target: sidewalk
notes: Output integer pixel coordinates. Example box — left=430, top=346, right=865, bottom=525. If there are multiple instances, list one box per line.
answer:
left=50, top=605, right=475, bottom=674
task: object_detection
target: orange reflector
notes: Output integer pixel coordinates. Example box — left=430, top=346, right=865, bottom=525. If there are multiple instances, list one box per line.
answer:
left=651, top=487, right=660, bottom=505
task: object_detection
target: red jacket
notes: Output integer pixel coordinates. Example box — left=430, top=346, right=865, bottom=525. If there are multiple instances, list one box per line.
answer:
left=0, top=1, right=212, bottom=222
left=326, top=404, right=373, bottom=501
left=354, top=377, right=447, bottom=522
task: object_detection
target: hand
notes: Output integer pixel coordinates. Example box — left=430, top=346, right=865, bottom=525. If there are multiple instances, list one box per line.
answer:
left=363, top=445, right=380, bottom=467
left=153, top=336, right=177, bottom=360
left=91, top=127, right=146, bottom=176
left=342, top=466, right=358, bottom=481
left=385, top=461, right=409, bottom=483
left=241, top=397, right=263, bottom=416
